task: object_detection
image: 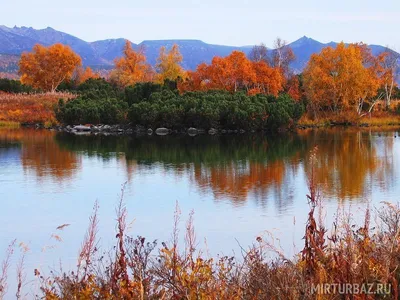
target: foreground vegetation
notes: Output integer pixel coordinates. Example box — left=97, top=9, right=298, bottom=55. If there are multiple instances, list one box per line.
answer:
left=0, top=150, right=399, bottom=299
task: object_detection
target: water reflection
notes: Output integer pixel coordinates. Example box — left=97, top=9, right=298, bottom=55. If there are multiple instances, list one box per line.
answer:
left=0, top=128, right=398, bottom=207
left=54, top=128, right=398, bottom=206
left=54, top=134, right=306, bottom=210
left=300, top=129, right=396, bottom=200
left=0, top=129, right=80, bottom=181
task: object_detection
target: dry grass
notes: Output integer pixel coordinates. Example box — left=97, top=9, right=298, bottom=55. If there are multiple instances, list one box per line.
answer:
left=0, top=240, right=16, bottom=299
left=298, top=110, right=400, bottom=128
left=0, top=92, right=76, bottom=125
left=358, top=113, right=400, bottom=127
left=0, top=121, right=20, bottom=128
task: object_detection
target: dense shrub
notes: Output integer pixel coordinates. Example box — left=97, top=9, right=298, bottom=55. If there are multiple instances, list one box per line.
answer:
left=125, top=82, right=163, bottom=106
left=54, top=80, right=304, bottom=129
left=56, top=96, right=128, bottom=125
left=57, top=78, right=122, bottom=97
left=55, top=78, right=129, bottom=124
left=77, top=78, right=123, bottom=99
left=57, top=80, right=77, bottom=92
left=128, top=90, right=304, bottom=130
left=0, top=78, right=34, bottom=93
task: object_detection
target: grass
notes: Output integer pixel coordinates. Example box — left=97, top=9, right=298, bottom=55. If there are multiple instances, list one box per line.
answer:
left=0, top=121, right=20, bottom=128
left=1, top=148, right=400, bottom=299
left=0, top=92, right=76, bottom=125
left=298, top=109, right=400, bottom=128
left=358, top=113, right=400, bottom=127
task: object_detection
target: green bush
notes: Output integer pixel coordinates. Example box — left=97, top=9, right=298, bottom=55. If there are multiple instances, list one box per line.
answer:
left=55, top=79, right=128, bottom=125
left=54, top=79, right=304, bottom=129
left=78, top=78, right=123, bottom=99
left=0, top=78, right=34, bottom=93
left=56, top=96, right=128, bottom=125
left=125, top=82, right=163, bottom=106
left=128, top=90, right=304, bottom=131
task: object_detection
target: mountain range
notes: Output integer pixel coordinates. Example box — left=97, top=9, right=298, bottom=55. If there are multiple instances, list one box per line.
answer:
left=0, top=25, right=398, bottom=77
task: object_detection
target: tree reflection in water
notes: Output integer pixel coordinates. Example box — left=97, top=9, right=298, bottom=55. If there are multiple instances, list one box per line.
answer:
left=0, top=128, right=80, bottom=181
left=52, top=128, right=398, bottom=209
left=1, top=127, right=396, bottom=206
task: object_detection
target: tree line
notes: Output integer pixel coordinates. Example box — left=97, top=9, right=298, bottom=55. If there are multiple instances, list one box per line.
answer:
left=2, top=38, right=399, bottom=127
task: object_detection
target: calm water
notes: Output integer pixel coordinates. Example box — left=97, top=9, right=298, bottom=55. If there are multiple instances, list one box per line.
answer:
left=0, top=127, right=399, bottom=296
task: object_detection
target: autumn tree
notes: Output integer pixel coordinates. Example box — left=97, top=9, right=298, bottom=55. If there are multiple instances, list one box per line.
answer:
left=156, top=44, right=186, bottom=83
left=285, top=75, right=302, bottom=101
left=224, top=51, right=257, bottom=92
left=111, top=41, right=154, bottom=87
left=19, top=43, right=82, bottom=92
left=179, top=51, right=255, bottom=93
left=249, top=38, right=297, bottom=98
left=251, top=60, right=283, bottom=96
left=179, top=50, right=284, bottom=96
left=272, top=37, right=295, bottom=79
left=74, top=66, right=100, bottom=85
left=303, top=43, right=383, bottom=116
left=377, top=48, right=399, bottom=109
left=177, top=63, right=210, bottom=92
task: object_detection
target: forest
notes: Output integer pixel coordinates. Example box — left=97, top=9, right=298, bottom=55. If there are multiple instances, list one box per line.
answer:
left=0, top=39, right=399, bottom=130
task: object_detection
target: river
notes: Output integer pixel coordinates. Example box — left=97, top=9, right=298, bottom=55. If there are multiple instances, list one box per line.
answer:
left=0, top=127, right=399, bottom=296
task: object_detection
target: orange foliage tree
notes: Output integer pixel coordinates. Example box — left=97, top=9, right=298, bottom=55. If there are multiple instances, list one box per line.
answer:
left=251, top=60, right=284, bottom=95
left=74, top=66, right=100, bottom=85
left=111, top=41, right=154, bottom=87
left=271, top=38, right=302, bottom=101
left=303, top=42, right=381, bottom=116
left=19, top=44, right=82, bottom=92
left=179, top=50, right=283, bottom=96
left=285, top=75, right=302, bottom=101
left=249, top=41, right=300, bottom=99
left=156, top=44, right=186, bottom=83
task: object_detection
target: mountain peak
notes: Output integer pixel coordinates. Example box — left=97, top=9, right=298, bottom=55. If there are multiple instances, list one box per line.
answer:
left=291, top=36, right=319, bottom=46
left=0, top=25, right=398, bottom=74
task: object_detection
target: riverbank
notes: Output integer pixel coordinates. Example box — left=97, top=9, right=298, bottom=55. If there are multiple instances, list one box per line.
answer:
left=2, top=90, right=400, bottom=134
left=297, top=111, right=400, bottom=129
left=7, top=121, right=400, bottom=139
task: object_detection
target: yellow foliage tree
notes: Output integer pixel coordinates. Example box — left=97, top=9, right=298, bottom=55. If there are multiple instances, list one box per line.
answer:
left=375, top=50, right=399, bottom=109
left=74, top=66, right=100, bottom=85
left=111, top=41, right=154, bottom=87
left=156, top=44, right=186, bottom=83
left=303, top=42, right=380, bottom=116
left=19, top=43, right=82, bottom=92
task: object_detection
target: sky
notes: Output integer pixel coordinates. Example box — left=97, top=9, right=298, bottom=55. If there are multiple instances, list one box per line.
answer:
left=2, top=0, right=400, bottom=49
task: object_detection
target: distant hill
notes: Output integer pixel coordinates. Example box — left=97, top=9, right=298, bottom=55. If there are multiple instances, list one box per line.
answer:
left=0, top=53, right=19, bottom=79
left=0, top=25, right=398, bottom=77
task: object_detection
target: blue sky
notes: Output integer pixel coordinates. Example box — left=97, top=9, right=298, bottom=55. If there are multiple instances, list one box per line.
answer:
left=3, top=0, right=400, bottom=49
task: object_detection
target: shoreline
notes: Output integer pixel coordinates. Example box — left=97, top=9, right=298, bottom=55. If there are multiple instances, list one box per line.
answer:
left=2, top=121, right=399, bottom=136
